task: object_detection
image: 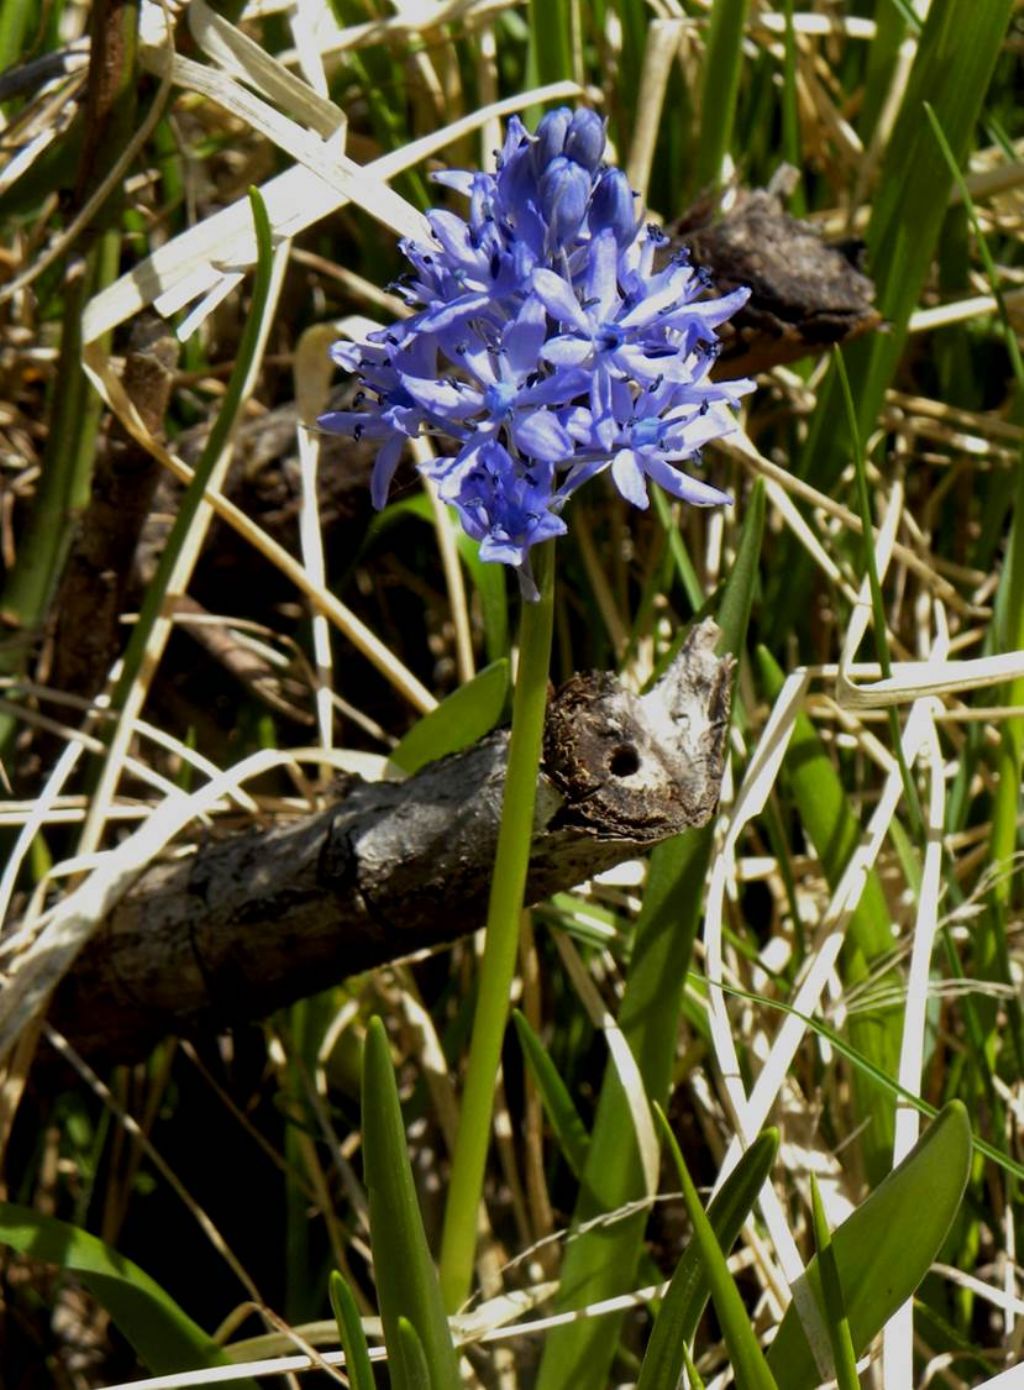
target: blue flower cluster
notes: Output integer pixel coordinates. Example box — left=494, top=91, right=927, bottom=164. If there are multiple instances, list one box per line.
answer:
left=320, top=108, right=753, bottom=597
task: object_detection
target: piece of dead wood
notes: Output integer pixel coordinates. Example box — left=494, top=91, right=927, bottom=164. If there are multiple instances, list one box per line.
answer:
left=44, top=620, right=733, bottom=1064
left=677, top=188, right=882, bottom=380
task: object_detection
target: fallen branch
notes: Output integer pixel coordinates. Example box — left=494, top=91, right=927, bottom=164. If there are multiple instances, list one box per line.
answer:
left=46, top=621, right=732, bottom=1063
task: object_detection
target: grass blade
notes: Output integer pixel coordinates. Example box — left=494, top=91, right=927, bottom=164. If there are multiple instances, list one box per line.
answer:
left=394, top=1316, right=432, bottom=1390
left=770, top=0, right=1013, bottom=633
left=767, top=1101, right=971, bottom=1388
left=655, top=1106, right=778, bottom=1390
left=637, top=1128, right=780, bottom=1390
left=362, top=1018, right=461, bottom=1390
left=512, top=1008, right=590, bottom=1180
left=808, top=1177, right=860, bottom=1390
left=391, top=659, right=510, bottom=775
left=328, top=1271, right=375, bottom=1390
left=691, top=0, right=751, bottom=196
left=0, top=1204, right=258, bottom=1383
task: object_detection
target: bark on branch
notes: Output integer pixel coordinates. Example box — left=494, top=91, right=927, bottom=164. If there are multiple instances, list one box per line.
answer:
left=47, top=622, right=733, bottom=1064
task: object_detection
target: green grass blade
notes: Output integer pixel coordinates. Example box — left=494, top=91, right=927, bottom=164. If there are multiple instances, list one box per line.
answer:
left=692, top=0, right=751, bottom=196
left=525, top=0, right=573, bottom=101
left=329, top=1271, right=375, bottom=1390
left=637, top=1128, right=780, bottom=1390
left=391, top=659, right=510, bottom=774
left=512, top=1009, right=590, bottom=1180
left=536, top=484, right=765, bottom=1390
left=857, top=1, right=912, bottom=143
left=655, top=1107, right=778, bottom=1390
left=0, top=1204, right=258, bottom=1383
left=394, top=1316, right=432, bottom=1390
left=767, top=1102, right=971, bottom=1388
left=808, top=1177, right=860, bottom=1390
left=859, top=0, right=1013, bottom=414
left=653, top=489, right=705, bottom=612
left=682, top=1340, right=706, bottom=1390
left=715, top=480, right=765, bottom=658
left=362, top=1018, right=461, bottom=1390
left=770, top=0, right=1013, bottom=633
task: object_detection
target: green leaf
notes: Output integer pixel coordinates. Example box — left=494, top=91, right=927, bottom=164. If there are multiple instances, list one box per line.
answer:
left=692, top=0, right=751, bottom=196
left=456, top=532, right=510, bottom=665
left=715, top=479, right=765, bottom=660
left=769, top=0, right=1013, bottom=634
left=394, top=1316, right=432, bottom=1390
left=0, top=1204, right=256, bottom=1383
left=536, top=483, right=764, bottom=1390
left=362, top=1018, right=461, bottom=1390
left=808, top=1177, right=859, bottom=1390
left=390, top=659, right=510, bottom=774
left=637, top=1128, right=780, bottom=1390
left=329, top=1270, right=375, bottom=1390
left=512, top=1009, right=591, bottom=1180
left=767, top=1101, right=971, bottom=1388
left=655, top=1107, right=778, bottom=1390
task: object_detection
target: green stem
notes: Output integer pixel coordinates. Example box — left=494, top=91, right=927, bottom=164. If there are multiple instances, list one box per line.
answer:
left=439, top=542, right=555, bottom=1312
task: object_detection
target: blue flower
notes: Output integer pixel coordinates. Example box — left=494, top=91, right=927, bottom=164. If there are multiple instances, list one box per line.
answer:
left=319, top=109, right=753, bottom=596
left=449, top=444, right=567, bottom=599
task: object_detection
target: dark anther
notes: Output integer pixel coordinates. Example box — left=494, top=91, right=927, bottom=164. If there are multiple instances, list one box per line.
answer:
left=353, top=423, right=364, bottom=441
left=608, top=744, right=640, bottom=777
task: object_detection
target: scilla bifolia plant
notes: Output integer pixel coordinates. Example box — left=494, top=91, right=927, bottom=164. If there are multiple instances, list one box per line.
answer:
left=321, top=107, right=754, bottom=1309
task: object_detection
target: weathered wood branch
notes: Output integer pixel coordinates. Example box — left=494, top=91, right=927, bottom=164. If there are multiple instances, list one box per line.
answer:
left=47, top=622, right=733, bottom=1064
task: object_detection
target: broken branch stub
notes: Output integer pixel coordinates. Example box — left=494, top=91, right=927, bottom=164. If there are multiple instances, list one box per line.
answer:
left=47, top=621, right=733, bottom=1063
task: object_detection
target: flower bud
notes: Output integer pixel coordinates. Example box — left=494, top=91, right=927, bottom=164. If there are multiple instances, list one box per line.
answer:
left=539, top=156, right=591, bottom=249
left=533, top=107, right=573, bottom=172
left=564, top=109, right=606, bottom=171
left=589, top=168, right=636, bottom=246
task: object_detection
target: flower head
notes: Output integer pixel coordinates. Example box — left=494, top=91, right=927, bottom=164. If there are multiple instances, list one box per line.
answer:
left=320, top=108, right=754, bottom=596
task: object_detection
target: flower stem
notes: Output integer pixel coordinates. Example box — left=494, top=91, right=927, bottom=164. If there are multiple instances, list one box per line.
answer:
left=439, top=541, right=556, bottom=1312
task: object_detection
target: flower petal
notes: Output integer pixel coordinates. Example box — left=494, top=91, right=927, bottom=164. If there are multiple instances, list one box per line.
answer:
left=611, top=448, right=650, bottom=509
left=370, top=434, right=405, bottom=509
left=540, top=336, right=592, bottom=367
left=584, top=229, right=620, bottom=321
left=502, top=295, right=547, bottom=379
left=531, top=269, right=592, bottom=333
left=644, top=453, right=732, bottom=506
left=399, top=374, right=480, bottom=419
left=512, top=409, right=574, bottom=462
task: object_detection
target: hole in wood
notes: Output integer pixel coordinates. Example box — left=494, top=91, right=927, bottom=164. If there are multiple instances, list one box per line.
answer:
left=608, top=744, right=640, bottom=778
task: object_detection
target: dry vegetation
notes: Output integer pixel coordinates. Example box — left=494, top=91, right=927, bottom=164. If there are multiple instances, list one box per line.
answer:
left=0, top=0, right=1023, bottom=1387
